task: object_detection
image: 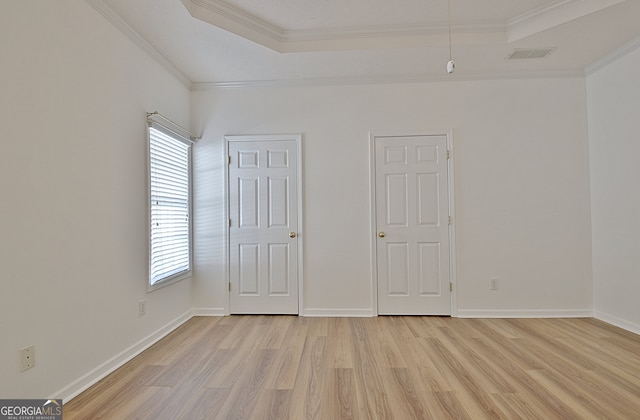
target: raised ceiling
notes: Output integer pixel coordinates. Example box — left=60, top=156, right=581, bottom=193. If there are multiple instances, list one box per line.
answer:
left=92, top=0, right=640, bottom=87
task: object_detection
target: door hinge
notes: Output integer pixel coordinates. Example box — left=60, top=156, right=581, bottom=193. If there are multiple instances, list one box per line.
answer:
left=448, top=216, right=452, bottom=225
left=447, top=150, right=450, bottom=159
left=229, top=218, right=232, bottom=227
left=450, top=283, right=453, bottom=292
left=228, top=155, right=231, bottom=164
left=228, top=282, right=231, bottom=292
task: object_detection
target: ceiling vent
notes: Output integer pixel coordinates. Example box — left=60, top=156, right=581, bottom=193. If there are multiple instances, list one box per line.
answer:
left=507, top=48, right=556, bottom=59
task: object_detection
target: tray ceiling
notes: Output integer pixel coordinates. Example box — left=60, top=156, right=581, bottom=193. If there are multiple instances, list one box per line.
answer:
left=94, top=0, right=640, bottom=86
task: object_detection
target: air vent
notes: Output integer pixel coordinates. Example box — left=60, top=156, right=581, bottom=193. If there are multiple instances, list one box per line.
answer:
left=507, top=48, right=555, bottom=59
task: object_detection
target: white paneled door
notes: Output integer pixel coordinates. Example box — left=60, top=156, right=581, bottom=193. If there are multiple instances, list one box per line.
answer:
left=374, top=135, right=452, bottom=315
left=228, top=136, right=300, bottom=314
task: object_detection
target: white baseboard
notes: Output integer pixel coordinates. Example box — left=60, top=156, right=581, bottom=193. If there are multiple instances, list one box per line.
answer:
left=55, top=310, right=193, bottom=403
left=191, top=307, right=227, bottom=316
left=594, top=310, right=640, bottom=335
left=302, top=308, right=374, bottom=317
left=457, top=309, right=593, bottom=318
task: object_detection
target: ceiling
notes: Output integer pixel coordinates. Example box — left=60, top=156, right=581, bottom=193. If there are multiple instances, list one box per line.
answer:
left=92, top=0, right=640, bottom=87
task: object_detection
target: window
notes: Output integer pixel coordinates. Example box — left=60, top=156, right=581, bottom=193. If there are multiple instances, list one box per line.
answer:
left=148, top=121, right=192, bottom=287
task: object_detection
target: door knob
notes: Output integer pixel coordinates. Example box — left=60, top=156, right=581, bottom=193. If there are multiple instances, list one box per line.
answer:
left=378, top=232, right=386, bottom=238
left=289, top=232, right=297, bottom=238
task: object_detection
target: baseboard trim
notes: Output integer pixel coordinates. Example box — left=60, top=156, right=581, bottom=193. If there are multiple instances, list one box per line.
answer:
left=302, top=308, right=374, bottom=317
left=191, top=307, right=227, bottom=316
left=55, top=310, right=193, bottom=403
left=457, top=309, right=593, bottom=318
left=594, top=310, right=640, bottom=335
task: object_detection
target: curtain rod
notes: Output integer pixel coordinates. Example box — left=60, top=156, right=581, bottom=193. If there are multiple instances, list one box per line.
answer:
left=146, top=111, right=201, bottom=141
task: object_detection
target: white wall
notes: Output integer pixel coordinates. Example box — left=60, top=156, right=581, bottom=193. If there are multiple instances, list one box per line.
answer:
left=0, top=0, right=607, bottom=401
left=587, top=43, right=640, bottom=333
left=0, top=1, right=192, bottom=399
left=192, top=78, right=593, bottom=317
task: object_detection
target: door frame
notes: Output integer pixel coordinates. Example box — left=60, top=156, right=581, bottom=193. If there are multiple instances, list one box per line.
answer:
left=224, top=134, right=304, bottom=315
left=369, top=129, right=457, bottom=316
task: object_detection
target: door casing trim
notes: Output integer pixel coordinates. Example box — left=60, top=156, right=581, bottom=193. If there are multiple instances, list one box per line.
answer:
left=369, top=129, right=457, bottom=317
left=224, top=134, right=304, bottom=315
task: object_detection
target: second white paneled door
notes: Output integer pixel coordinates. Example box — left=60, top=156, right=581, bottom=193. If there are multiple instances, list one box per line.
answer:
left=227, top=136, right=301, bottom=314
left=374, top=134, right=452, bottom=315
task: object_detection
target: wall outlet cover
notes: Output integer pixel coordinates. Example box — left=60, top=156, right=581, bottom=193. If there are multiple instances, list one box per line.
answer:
left=20, top=345, right=35, bottom=372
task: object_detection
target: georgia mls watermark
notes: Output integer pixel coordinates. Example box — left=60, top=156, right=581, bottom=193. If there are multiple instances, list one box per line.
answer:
left=0, top=399, right=62, bottom=420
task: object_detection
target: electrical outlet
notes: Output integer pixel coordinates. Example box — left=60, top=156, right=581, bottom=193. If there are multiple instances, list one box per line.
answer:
left=490, top=279, right=499, bottom=290
left=20, top=345, right=35, bottom=372
left=139, top=300, right=146, bottom=316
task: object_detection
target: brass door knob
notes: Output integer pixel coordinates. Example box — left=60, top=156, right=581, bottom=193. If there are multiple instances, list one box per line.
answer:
left=378, top=232, right=386, bottom=238
left=289, top=232, right=297, bottom=238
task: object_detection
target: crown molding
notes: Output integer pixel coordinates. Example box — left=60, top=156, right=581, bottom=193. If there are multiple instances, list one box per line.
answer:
left=585, top=35, right=640, bottom=75
left=290, top=21, right=505, bottom=41
left=507, top=0, right=627, bottom=42
left=180, top=0, right=283, bottom=50
left=85, top=0, right=193, bottom=89
left=185, top=0, right=282, bottom=38
left=191, top=69, right=586, bottom=91
left=508, top=0, right=579, bottom=27
left=179, top=0, right=630, bottom=52
left=280, top=21, right=506, bottom=51
left=181, top=0, right=506, bottom=52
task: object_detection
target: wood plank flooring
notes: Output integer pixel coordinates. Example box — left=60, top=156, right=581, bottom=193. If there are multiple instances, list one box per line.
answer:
left=64, top=316, right=640, bottom=419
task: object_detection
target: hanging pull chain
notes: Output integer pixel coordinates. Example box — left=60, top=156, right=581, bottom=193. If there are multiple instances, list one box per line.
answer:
left=446, top=0, right=455, bottom=74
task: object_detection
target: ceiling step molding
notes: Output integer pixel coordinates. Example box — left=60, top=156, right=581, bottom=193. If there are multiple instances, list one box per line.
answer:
left=181, top=0, right=508, bottom=52
left=507, top=0, right=628, bottom=42
left=176, top=0, right=631, bottom=52
left=180, top=0, right=283, bottom=51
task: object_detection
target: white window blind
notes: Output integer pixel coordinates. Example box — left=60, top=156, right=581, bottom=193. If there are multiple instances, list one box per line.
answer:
left=148, top=124, right=191, bottom=285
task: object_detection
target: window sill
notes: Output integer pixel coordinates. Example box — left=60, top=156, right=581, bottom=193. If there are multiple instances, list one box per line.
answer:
left=148, top=271, right=192, bottom=293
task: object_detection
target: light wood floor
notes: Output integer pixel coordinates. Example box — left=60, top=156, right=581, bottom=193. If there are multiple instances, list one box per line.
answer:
left=64, top=316, right=640, bottom=419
